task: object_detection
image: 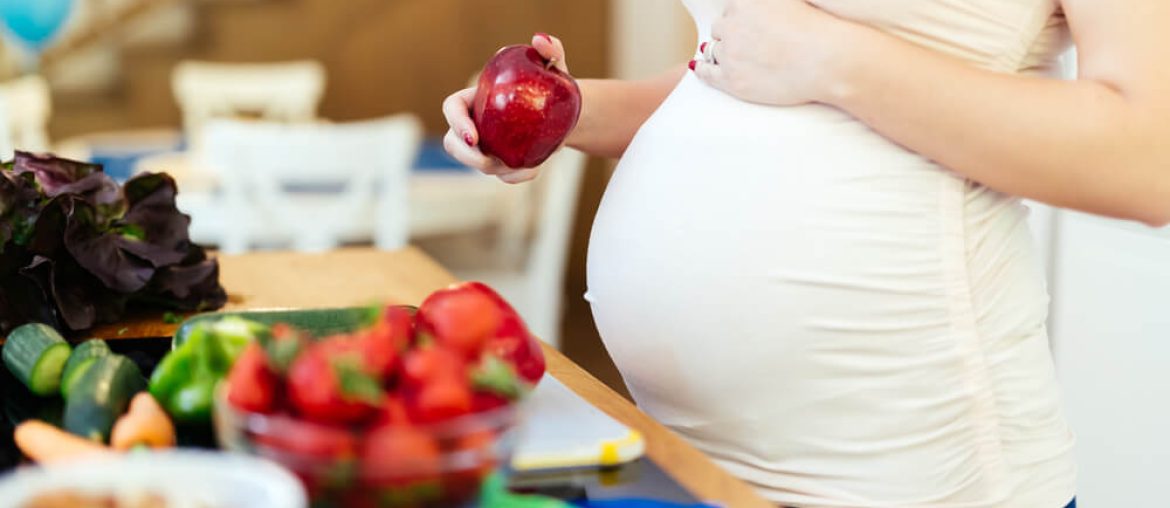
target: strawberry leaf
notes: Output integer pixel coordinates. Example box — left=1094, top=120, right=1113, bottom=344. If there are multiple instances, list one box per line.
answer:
left=334, top=356, right=385, bottom=405
left=471, top=354, right=526, bottom=400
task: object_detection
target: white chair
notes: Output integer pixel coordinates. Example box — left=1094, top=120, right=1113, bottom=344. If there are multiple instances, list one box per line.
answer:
left=172, top=60, right=326, bottom=150
left=453, top=148, right=588, bottom=347
left=192, top=114, right=423, bottom=253
left=0, top=75, right=51, bottom=158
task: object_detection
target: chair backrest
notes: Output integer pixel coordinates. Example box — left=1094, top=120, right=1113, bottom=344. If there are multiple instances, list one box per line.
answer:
left=519, top=148, right=587, bottom=341
left=198, top=114, right=422, bottom=253
left=0, top=75, right=51, bottom=158
left=173, top=60, right=326, bottom=151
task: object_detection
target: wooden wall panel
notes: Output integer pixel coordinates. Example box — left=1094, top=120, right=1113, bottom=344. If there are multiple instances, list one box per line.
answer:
left=52, top=0, right=630, bottom=391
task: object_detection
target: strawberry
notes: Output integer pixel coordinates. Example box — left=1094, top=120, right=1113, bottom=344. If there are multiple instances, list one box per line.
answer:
left=254, top=419, right=357, bottom=461
left=360, top=425, right=442, bottom=504
left=482, top=314, right=546, bottom=385
left=401, top=345, right=466, bottom=388
left=407, top=375, right=473, bottom=424
left=372, top=395, right=412, bottom=427
left=427, top=282, right=547, bottom=383
left=354, top=306, right=414, bottom=381
left=471, top=391, right=509, bottom=413
left=225, top=342, right=279, bottom=414
left=287, top=340, right=385, bottom=424
left=380, top=305, right=415, bottom=350
left=252, top=419, right=359, bottom=497
left=416, top=285, right=502, bottom=357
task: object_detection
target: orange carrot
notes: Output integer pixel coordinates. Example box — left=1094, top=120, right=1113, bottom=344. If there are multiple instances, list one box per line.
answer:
left=110, top=393, right=176, bottom=451
left=14, top=420, right=111, bottom=464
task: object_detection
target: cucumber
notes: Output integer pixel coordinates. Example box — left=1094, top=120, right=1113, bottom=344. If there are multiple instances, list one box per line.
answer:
left=63, top=355, right=146, bottom=442
left=2, top=323, right=72, bottom=397
left=59, top=340, right=111, bottom=398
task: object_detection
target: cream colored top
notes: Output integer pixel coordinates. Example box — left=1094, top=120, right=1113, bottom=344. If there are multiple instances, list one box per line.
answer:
left=585, top=1, right=1077, bottom=506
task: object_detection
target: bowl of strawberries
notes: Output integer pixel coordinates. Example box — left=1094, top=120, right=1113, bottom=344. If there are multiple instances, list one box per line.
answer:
left=212, top=282, right=546, bottom=507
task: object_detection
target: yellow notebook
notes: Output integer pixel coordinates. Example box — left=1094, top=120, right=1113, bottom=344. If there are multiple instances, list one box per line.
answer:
left=512, top=376, right=646, bottom=472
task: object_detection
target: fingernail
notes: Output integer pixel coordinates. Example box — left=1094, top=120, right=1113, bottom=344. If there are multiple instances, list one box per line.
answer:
left=462, top=132, right=474, bottom=146
left=535, top=32, right=552, bottom=44
left=688, top=60, right=697, bottom=71
left=700, top=42, right=708, bottom=53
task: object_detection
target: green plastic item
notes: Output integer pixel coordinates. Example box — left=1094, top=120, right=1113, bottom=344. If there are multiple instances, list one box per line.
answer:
left=479, top=472, right=573, bottom=508
left=172, top=307, right=386, bottom=349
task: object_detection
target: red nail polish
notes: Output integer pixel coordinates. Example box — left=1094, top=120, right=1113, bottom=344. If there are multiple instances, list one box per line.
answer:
left=688, top=60, right=697, bottom=71
left=700, top=42, right=708, bottom=53
left=535, top=32, right=552, bottom=44
left=463, top=132, right=474, bottom=146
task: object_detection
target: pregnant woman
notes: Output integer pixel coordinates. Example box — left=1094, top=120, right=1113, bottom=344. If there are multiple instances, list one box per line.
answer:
left=443, top=0, right=1169, bottom=506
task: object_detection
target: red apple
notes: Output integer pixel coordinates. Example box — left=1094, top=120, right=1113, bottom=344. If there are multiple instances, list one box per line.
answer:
left=472, top=45, right=582, bottom=169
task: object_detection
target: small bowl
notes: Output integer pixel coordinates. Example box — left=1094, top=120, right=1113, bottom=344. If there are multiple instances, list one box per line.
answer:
left=214, top=388, right=522, bottom=508
left=0, top=450, right=306, bottom=508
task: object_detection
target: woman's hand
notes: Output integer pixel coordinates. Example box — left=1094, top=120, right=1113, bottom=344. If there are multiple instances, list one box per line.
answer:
left=442, top=33, right=569, bottom=184
left=691, top=0, right=855, bottom=106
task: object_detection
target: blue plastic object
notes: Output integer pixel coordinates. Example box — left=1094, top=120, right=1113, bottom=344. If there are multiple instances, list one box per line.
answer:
left=0, top=0, right=74, bottom=50
left=574, top=500, right=719, bottom=508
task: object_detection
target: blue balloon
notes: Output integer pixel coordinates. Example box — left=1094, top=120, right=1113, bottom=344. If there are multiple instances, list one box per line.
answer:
left=0, top=0, right=74, bottom=50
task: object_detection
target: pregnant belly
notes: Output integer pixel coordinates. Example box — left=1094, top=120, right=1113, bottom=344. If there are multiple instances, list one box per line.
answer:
left=587, top=73, right=977, bottom=461
left=585, top=74, right=1068, bottom=506
left=585, top=71, right=959, bottom=404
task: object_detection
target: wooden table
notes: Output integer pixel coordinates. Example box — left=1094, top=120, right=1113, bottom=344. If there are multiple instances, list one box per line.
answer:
left=91, top=247, right=772, bottom=507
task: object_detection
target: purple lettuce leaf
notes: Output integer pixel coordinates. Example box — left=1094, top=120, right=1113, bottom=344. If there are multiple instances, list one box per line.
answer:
left=139, top=246, right=227, bottom=311
left=0, top=152, right=227, bottom=335
left=11, top=151, right=124, bottom=222
left=0, top=170, right=44, bottom=250
left=117, top=172, right=191, bottom=268
left=13, top=151, right=99, bottom=194
left=20, top=255, right=126, bottom=331
left=1, top=264, right=60, bottom=331
left=57, top=195, right=156, bottom=294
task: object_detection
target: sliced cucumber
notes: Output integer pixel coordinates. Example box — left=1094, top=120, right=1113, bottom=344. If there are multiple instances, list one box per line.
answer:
left=60, top=339, right=111, bottom=398
left=3, top=323, right=72, bottom=397
left=64, top=354, right=146, bottom=442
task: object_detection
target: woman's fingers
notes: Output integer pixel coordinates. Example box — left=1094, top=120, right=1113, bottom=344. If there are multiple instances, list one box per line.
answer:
left=498, top=167, right=540, bottom=184
left=532, top=32, right=569, bottom=73
left=441, top=87, right=479, bottom=146
left=442, top=128, right=505, bottom=174
left=692, top=59, right=729, bottom=92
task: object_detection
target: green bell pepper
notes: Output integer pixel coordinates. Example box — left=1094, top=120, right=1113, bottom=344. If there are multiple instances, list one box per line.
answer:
left=148, top=322, right=243, bottom=424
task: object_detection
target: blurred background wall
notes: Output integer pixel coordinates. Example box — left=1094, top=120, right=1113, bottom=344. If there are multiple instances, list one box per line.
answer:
left=23, top=0, right=613, bottom=139
left=0, top=0, right=694, bottom=398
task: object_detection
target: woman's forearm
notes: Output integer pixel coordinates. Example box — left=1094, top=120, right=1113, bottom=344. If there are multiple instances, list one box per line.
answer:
left=822, top=20, right=1170, bottom=226
left=567, top=67, right=686, bottom=159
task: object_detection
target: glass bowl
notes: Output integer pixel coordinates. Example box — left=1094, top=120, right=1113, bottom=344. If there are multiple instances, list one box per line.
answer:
left=213, top=387, right=521, bottom=508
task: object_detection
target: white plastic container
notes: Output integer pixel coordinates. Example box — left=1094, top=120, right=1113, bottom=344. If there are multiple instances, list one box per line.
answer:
left=0, top=450, right=306, bottom=508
